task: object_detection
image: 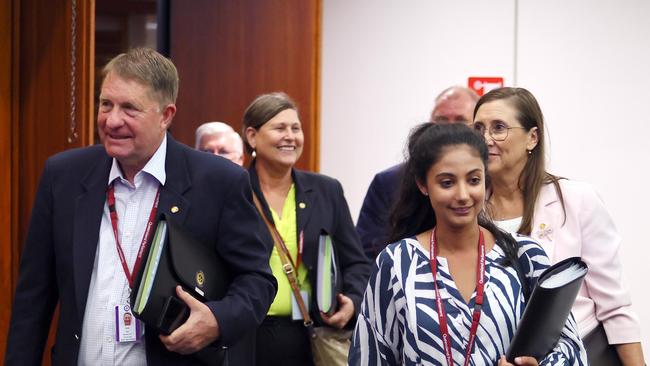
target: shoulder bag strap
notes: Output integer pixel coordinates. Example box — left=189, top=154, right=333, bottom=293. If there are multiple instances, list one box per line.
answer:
left=252, top=192, right=313, bottom=327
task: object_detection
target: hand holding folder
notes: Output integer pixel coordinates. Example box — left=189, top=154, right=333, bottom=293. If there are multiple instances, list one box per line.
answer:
left=316, top=232, right=342, bottom=317
left=130, top=213, right=230, bottom=335
left=506, top=257, right=588, bottom=362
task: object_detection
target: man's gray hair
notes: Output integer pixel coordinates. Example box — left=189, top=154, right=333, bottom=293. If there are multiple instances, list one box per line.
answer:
left=195, top=121, right=234, bottom=148
left=194, top=121, right=243, bottom=157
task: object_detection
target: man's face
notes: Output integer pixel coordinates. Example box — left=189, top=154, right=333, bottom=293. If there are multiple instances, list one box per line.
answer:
left=97, top=72, right=175, bottom=173
left=198, top=133, right=244, bottom=166
left=431, top=94, right=476, bottom=125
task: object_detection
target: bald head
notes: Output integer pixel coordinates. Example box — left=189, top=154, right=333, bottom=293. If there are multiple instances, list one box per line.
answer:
left=430, top=86, right=479, bottom=125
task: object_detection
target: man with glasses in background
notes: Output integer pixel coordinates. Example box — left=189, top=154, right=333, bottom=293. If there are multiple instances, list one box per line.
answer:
left=356, top=86, right=479, bottom=260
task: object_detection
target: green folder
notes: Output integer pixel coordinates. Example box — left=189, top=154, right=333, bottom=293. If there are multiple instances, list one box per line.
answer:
left=133, top=220, right=167, bottom=314
left=316, top=232, right=341, bottom=316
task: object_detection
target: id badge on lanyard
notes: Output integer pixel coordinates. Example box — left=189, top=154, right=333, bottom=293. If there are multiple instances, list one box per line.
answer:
left=291, top=290, right=310, bottom=321
left=115, top=303, right=143, bottom=342
left=107, top=184, right=160, bottom=343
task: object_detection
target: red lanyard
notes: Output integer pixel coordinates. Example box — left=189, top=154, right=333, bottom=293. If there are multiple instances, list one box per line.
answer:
left=284, top=230, right=304, bottom=270
left=107, top=183, right=161, bottom=288
left=429, top=227, right=486, bottom=366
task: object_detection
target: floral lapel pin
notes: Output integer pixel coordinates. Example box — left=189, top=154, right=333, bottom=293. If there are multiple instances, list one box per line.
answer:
left=536, top=223, right=553, bottom=241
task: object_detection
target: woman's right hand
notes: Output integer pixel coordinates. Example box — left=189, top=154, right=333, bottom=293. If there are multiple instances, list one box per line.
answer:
left=320, top=293, right=355, bottom=329
left=497, top=355, right=539, bottom=366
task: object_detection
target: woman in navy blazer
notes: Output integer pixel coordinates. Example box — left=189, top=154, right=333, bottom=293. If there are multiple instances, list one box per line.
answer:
left=242, top=92, right=370, bottom=366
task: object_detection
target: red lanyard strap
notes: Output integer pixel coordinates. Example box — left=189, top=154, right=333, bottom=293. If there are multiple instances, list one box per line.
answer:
left=296, top=230, right=304, bottom=270
left=429, top=227, right=486, bottom=366
left=107, top=183, right=161, bottom=288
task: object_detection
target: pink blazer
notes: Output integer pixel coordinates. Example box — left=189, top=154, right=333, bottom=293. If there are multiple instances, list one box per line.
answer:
left=531, top=179, right=641, bottom=343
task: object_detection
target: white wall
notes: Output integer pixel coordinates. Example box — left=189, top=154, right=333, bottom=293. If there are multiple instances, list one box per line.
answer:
left=322, top=0, right=650, bottom=358
left=517, top=0, right=650, bottom=357
left=322, top=0, right=515, bottom=216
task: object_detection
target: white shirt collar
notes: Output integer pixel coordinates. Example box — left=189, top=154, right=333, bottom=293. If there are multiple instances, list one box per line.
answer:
left=108, top=134, right=168, bottom=186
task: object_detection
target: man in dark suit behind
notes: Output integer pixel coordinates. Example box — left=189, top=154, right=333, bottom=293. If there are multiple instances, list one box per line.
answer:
left=356, top=86, right=479, bottom=260
left=5, top=48, right=277, bottom=365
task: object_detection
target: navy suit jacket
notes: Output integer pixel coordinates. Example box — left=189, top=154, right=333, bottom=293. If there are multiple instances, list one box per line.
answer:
left=355, top=163, right=404, bottom=260
left=249, top=164, right=370, bottom=325
left=5, top=134, right=277, bottom=366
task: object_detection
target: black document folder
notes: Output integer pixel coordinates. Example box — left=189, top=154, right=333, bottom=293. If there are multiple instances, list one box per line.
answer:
left=506, top=256, right=588, bottom=362
left=130, top=213, right=230, bottom=335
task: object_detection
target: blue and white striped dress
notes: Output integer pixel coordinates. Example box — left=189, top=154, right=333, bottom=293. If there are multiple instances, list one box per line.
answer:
left=349, top=234, right=588, bottom=366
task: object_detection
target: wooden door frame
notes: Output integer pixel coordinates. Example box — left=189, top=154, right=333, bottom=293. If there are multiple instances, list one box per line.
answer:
left=0, top=0, right=95, bottom=363
left=0, top=0, right=21, bottom=359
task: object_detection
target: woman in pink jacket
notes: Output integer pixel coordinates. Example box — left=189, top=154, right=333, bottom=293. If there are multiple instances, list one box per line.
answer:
left=472, top=87, right=644, bottom=365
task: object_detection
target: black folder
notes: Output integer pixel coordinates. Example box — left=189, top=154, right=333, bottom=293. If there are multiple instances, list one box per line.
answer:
left=130, top=213, right=230, bottom=335
left=506, top=257, right=588, bottom=362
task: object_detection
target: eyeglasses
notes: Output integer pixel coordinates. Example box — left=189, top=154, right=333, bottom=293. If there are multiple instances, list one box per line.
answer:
left=473, top=122, right=526, bottom=141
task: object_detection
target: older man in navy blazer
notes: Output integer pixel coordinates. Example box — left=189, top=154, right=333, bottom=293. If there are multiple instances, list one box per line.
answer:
left=5, top=48, right=276, bottom=365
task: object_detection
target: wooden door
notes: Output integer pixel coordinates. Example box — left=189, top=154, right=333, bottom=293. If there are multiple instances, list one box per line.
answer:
left=0, top=0, right=18, bottom=358
left=0, top=0, right=95, bottom=363
left=169, top=0, right=322, bottom=171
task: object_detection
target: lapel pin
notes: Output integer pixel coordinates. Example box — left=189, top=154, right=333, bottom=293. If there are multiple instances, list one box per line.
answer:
left=299, top=202, right=306, bottom=209
left=536, top=223, right=553, bottom=241
left=171, top=206, right=179, bottom=214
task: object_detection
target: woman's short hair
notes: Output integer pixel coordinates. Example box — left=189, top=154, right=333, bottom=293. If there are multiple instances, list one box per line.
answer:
left=241, top=92, right=298, bottom=154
